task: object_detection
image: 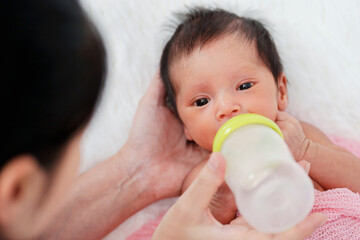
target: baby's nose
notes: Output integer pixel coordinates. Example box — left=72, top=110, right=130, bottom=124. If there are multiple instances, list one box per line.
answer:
left=216, top=104, right=241, bottom=121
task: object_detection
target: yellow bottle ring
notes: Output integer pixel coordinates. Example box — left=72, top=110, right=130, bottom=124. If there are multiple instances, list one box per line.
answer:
left=212, top=113, right=283, bottom=152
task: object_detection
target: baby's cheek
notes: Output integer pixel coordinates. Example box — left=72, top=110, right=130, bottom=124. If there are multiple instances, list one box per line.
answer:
left=183, top=113, right=216, bottom=151
left=193, top=132, right=214, bottom=151
left=253, top=102, right=278, bottom=122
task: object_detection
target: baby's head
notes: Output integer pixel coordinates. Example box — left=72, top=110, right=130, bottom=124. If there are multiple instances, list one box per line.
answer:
left=160, top=7, right=288, bottom=151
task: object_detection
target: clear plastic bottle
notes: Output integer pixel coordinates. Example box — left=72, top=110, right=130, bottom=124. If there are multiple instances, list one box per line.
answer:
left=213, top=113, right=314, bottom=233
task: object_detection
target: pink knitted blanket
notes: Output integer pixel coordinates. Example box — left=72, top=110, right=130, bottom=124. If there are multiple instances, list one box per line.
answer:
left=307, top=188, right=360, bottom=239
left=127, top=136, right=360, bottom=240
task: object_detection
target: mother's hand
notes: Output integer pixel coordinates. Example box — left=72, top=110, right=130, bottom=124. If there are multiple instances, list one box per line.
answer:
left=123, top=72, right=208, bottom=201
left=152, top=153, right=326, bottom=240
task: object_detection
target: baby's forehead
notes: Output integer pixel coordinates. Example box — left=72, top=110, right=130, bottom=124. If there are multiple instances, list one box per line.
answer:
left=169, top=35, right=261, bottom=91
left=173, top=34, right=259, bottom=66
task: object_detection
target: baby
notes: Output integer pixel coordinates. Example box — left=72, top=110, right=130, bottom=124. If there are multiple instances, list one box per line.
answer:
left=160, top=7, right=360, bottom=224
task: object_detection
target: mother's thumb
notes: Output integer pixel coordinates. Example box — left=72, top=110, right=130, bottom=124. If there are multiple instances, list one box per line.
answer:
left=178, top=152, right=227, bottom=216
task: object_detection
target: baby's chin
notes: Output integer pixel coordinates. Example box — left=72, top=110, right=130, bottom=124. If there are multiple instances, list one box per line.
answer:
left=195, top=141, right=213, bottom=152
left=190, top=134, right=216, bottom=152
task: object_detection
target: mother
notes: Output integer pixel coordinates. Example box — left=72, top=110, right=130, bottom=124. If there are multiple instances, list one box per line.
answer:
left=0, top=0, right=325, bottom=239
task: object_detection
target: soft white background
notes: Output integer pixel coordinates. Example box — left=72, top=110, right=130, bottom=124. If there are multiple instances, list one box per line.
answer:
left=78, top=0, right=360, bottom=239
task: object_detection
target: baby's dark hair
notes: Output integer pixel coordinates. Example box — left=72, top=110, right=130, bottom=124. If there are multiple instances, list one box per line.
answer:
left=160, top=7, right=283, bottom=117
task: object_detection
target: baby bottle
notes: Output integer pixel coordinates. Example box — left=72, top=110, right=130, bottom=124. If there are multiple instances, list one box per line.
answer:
left=213, top=113, right=314, bottom=233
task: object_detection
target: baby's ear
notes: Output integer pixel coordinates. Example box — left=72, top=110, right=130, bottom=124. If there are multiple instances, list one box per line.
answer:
left=277, top=73, right=288, bottom=111
left=184, top=126, right=194, bottom=141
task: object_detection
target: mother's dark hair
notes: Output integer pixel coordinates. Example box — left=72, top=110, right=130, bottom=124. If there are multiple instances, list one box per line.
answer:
left=0, top=0, right=106, bottom=170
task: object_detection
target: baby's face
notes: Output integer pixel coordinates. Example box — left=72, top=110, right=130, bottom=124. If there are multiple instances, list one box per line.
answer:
left=170, top=35, right=288, bottom=151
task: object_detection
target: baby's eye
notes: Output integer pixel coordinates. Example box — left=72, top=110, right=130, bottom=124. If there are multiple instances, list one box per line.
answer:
left=194, top=98, right=209, bottom=107
left=238, top=82, right=254, bottom=90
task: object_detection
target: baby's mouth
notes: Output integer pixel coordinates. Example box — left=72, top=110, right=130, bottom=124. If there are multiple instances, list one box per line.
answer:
left=216, top=115, right=238, bottom=131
